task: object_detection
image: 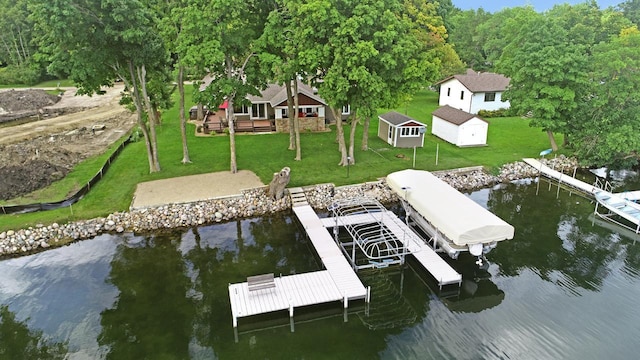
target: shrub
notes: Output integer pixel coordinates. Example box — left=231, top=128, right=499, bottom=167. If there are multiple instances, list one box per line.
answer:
left=478, top=108, right=512, bottom=118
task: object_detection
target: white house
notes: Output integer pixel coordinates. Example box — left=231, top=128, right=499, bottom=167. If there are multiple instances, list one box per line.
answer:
left=436, top=69, right=510, bottom=114
left=431, top=105, right=488, bottom=147
left=377, top=111, right=427, bottom=148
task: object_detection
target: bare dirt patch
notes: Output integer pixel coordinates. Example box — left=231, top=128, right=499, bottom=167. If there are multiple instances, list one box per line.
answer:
left=0, top=85, right=136, bottom=202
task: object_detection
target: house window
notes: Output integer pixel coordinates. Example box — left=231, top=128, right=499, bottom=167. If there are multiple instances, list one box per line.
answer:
left=460, top=91, right=465, bottom=100
left=251, top=103, right=266, bottom=119
left=234, top=104, right=249, bottom=114
left=484, top=92, right=496, bottom=102
left=400, top=127, right=420, bottom=137
left=342, top=105, right=351, bottom=115
left=447, top=87, right=451, bottom=96
left=281, top=108, right=288, bottom=118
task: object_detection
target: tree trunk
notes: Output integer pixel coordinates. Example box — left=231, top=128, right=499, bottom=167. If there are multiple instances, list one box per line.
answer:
left=332, top=107, right=348, bottom=166
left=177, top=65, right=191, bottom=164
left=348, top=109, right=358, bottom=165
left=17, top=25, right=29, bottom=60
left=361, top=115, right=370, bottom=151
left=127, top=61, right=157, bottom=173
left=286, top=80, right=296, bottom=150
left=547, top=129, right=559, bottom=151
left=226, top=56, right=238, bottom=174
left=137, top=64, right=161, bottom=172
left=197, top=103, right=204, bottom=121
left=293, top=80, right=301, bottom=161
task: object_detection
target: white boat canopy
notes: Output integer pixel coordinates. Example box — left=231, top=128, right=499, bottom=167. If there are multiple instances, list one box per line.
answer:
left=386, top=169, right=514, bottom=246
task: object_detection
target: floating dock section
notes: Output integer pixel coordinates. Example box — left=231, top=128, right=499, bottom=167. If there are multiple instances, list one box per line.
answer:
left=228, top=188, right=368, bottom=328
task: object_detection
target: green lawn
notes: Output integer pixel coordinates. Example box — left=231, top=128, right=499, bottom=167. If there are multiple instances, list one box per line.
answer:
left=0, top=79, right=75, bottom=89
left=0, top=88, right=561, bottom=231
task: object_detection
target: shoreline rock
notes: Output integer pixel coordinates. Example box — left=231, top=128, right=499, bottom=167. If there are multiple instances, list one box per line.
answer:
left=0, top=156, right=579, bottom=258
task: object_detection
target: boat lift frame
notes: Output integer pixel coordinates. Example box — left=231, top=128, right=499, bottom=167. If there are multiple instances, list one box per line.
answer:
left=327, top=197, right=417, bottom=271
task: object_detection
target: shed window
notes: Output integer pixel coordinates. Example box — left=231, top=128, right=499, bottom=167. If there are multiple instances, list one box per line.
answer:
left=484, top=92, right=496, bottom=102
left=400, top=127, right=420, bottom=137
left=460, top=91, right=465, bottom=100
left=342, top=105, right=351, bottom=115
left=447, top=87, right=451, bottom=96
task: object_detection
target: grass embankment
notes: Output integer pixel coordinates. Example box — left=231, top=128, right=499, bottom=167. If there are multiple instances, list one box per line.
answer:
left=0, top=89, right=561, bottom=232
left=0, top=79, right=75, bottom=89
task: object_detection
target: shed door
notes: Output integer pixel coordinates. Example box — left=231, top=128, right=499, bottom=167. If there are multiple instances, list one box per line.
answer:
left=463, top=124, right=483, bottom=145
left=387, top=126, right=393, bottom=145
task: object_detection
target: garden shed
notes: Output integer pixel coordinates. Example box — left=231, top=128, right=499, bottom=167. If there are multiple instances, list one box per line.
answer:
left=431, top=105, right=488, bottom=147
left=377, top=111, right=427, bottom=148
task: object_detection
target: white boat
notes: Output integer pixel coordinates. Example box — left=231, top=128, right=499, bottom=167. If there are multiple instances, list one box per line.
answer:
left=386, top=169, right=515, bottom=265
left=594, top=190, right=640, bottom=233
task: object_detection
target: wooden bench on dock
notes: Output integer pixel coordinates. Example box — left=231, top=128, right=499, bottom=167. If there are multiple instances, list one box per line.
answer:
left=247, top=273, right=276, bottom=292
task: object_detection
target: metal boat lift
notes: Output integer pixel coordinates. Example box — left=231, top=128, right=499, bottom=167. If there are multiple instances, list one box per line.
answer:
left=326, top=197, right=418, bottom=271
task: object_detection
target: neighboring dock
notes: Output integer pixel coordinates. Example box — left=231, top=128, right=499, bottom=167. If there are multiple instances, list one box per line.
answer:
left=523, top=158, right=596, bottom=195
left=228, top=188, right=369, bottom=328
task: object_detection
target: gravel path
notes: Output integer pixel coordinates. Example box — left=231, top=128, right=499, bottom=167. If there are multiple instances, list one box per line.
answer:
left=130, top=170, right=266, bottom=209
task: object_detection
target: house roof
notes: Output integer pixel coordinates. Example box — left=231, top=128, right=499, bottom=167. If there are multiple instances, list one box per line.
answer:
left=378, top=111, right=426, bottom=127
left=432, top=105, right=487, bottom=125
left=248, top=81, right=326, bottom=106
left=436, top=69, right=510, bottom=93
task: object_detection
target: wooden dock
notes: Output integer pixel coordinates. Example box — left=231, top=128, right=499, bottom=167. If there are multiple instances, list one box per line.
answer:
left=321, top=211, right=462, bottom=288
left=228, top=189, right=368, bottom=328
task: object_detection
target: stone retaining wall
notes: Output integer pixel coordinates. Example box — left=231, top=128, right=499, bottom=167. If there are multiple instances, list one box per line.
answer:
left=0, top=156, right=579, bottom=257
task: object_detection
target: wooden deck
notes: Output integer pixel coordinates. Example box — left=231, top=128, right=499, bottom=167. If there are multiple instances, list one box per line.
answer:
left=320, top=211, right=462, bottom=288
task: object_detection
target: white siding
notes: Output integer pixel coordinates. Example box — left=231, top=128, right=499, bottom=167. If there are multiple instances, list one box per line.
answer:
left=438, top=79, right=472, bottom=112
left=432, top=116, right=488, bottom=147
left=431, top=116, right=460, bottom=145
left=469, top=92, right=510, bottom=114
left=457, top=118, right=488, bottom=146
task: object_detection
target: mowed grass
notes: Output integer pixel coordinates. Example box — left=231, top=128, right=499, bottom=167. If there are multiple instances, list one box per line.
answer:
left=0, top=88, right=560, bottom=231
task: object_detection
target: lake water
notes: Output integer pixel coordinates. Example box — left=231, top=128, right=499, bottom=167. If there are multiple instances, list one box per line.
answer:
left=2, top=173, right=640, bottom=359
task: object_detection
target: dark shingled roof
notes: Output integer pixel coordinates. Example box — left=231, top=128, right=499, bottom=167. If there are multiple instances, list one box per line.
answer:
left=378, top=111, right=426, bottom=127
left=432, top=105, right=488, bottom=125
left=437, top=69, right=510, bottom=93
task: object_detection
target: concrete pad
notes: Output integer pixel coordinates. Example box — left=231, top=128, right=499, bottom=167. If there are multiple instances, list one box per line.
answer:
left=131, top=170, right=265, bottom=209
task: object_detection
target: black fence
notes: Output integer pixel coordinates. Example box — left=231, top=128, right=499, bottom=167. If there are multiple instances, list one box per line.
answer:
left=1, top=136, right=133, bottom=215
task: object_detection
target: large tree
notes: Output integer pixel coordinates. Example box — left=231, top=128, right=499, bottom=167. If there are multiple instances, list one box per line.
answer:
left=184, top=0, right=273, bottom=173
left=29, top=0, right=169, bottom=173
left=571, top=27, right=640, bottom=168
left=497, top=13, right=588, bottom=151
left=153, top=0, right=192, bottom=164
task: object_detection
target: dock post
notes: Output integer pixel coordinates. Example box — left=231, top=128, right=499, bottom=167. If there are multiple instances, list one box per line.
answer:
left=234, top=327, right=238, bottom=343
left=343, top=295, right=348, bottom=309
left=289, top=303, right=294, bottom=318
left=290, top=317, right=295, bottom=333
left=366, top=286, right=371, bottom=303
left=232, top=316, right=237, bottom=328
left=343, top=308, right=348, bottom=323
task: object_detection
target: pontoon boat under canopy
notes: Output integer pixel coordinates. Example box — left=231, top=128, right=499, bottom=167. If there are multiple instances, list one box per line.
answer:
left=387, top=169, right=514, bottom=246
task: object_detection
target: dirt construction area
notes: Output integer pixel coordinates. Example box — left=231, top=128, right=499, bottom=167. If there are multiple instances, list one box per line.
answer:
left=0, top=85, right=136, bottom=201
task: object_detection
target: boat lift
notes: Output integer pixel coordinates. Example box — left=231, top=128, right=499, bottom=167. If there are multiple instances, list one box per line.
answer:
left=326, top=198, right=418, bottom=271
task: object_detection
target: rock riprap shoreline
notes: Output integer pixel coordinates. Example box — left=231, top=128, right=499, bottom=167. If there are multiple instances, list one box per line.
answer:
left=0, top=156, right=578, bottom=257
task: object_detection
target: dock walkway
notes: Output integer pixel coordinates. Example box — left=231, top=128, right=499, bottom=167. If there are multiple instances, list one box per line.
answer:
left=228, top=188, right=368, bottom=328
left=320, top=211, right=462, bottom=288
left=523, top=158, right=596, bottom=195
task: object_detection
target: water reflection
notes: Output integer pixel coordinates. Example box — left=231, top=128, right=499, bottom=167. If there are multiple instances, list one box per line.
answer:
left=2, top=179, right=640, bottom=358
left=0, top=305, right=68, bottom=359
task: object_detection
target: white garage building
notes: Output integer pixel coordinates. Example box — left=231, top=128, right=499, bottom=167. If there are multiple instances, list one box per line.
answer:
left=432, top=105, right=488, bottom=147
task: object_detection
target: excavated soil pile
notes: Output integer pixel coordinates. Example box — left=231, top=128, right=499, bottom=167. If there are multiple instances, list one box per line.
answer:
left=0, top=89, right=61, bottom=124
left=0, top=86, right=135, bottom=202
